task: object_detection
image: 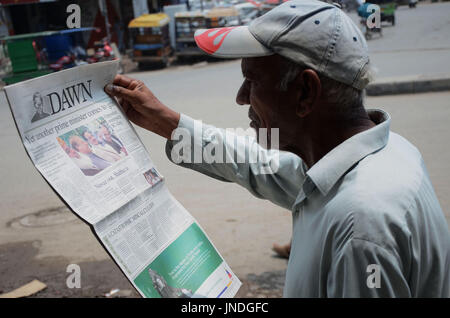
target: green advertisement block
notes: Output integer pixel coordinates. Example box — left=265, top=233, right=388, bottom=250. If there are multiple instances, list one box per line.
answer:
left=134, top=223, right=223, bottom=298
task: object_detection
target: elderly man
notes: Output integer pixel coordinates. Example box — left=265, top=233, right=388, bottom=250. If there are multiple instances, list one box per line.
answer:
left=105, top=0, right=449, bottom=297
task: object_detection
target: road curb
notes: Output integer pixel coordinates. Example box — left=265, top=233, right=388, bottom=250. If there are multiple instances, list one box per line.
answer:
left=366, top=74, right=450, bottom=96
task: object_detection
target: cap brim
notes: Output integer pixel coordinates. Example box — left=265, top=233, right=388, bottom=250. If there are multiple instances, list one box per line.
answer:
left=194, top=26, right=272, bottom=58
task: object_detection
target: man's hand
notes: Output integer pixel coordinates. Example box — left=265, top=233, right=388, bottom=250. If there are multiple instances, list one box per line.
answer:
left=104, top=74, right=180, bottom=139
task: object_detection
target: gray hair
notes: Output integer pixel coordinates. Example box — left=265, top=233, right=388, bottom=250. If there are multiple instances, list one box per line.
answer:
left=279, top=58, right=365, bottom=116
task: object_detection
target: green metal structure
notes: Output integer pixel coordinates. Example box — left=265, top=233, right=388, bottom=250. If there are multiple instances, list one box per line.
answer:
left=1, top=31, right=57, bottom=85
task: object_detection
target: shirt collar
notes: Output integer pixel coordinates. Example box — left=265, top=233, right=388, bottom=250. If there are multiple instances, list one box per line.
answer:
left=305, top=109, right=391, bottom=197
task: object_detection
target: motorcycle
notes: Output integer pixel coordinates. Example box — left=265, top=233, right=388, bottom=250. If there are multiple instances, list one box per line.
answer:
left=47, top=38, right=121, bottom=73
left=48, top=46, right=88, bottom=72
left=49, top=54, right=75, bottom=72
left=86, top=38, right=115, bottom=64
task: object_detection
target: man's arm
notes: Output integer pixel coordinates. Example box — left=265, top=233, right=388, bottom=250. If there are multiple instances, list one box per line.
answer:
left=105, top=75, right=305, bottom=211
left=165, top=114, right=305, bottom=210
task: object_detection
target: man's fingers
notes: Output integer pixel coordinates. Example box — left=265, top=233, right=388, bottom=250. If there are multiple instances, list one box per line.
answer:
left=104, top=83, right=117, bottom=95
left=112, top=74, right=134, bottom=88
left=105, top=83, right=136, bottom=99
left=112, top=74, right=143, bottom=90
left=113, top=74, right=145, bottom=90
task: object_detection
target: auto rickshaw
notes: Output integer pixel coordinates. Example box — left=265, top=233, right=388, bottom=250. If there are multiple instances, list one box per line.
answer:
left=128, top=13, right=173, bottom=69
left=174, top=7, right=240, bottom=58
left=174, top=11, right=208, bottom=57
left=205, top=7, right=240, bottom=28
left=357, top=2, right=382, bottom=40
left=371, top=0, right=396, bottom=26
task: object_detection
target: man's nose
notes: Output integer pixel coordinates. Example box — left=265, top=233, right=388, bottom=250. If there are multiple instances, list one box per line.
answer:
left=236, top=80, right=250, bottom=106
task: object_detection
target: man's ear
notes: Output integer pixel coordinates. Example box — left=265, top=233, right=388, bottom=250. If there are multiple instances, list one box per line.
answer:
left=295, top=69, right=322, bottom=118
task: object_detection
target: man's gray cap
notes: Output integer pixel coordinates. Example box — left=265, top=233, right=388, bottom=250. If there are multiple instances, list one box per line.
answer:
left=194, top=0, right=373, bottom=89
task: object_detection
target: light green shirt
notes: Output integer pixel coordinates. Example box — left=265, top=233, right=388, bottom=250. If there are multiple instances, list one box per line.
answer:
left=166, top=109, right=450, bottom=297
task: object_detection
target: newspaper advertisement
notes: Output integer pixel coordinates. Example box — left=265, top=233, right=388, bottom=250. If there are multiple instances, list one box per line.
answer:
left=5, top=60, right=241, bottom=298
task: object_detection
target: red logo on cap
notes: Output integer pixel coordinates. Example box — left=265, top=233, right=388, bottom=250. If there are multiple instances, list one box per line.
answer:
left=195, top=27, right=236, bottom=54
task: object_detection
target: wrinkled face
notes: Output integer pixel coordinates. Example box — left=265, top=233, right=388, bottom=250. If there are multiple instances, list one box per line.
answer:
left=101, top=126, right=111, bottom=142
left=84, top=132, right=98, bottom=145
left=236, top=55, right=300, bottom=149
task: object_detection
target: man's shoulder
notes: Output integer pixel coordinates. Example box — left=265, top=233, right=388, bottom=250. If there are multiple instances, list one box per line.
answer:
left=340, top=131, right=426, bottom=209
left=326, top=132, right=430, bottom=251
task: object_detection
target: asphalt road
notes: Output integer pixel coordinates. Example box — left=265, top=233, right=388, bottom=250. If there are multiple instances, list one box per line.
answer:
left=348, top=2, right=450, bottom=78
left=0, top=2, right=449, bottom=298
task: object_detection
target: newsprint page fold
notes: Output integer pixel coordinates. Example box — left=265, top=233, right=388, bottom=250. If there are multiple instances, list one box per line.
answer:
left=5, top=60, right=241, bottom=298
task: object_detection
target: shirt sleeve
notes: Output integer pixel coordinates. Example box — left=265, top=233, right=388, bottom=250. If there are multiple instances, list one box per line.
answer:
left=165, top=114, right=305, bottom=210
left=327, top=238, right=411, bottom=297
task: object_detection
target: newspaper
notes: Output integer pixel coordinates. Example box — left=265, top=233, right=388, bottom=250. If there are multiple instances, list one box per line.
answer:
left=5, top=60, right=241, bottom=298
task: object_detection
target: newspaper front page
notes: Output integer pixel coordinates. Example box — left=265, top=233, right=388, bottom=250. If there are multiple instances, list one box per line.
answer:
left=5, top=61, right=241, bottom=298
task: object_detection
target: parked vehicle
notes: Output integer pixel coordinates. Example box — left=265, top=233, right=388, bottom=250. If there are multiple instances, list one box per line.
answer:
left=128, top=13, right=173, bottom=69
left=205, top=7, right=240, bottom=27
left=86, top=37, right=115, bottom=64
left=175, top=7, right=240, bottom=58
left=409, top=0, right=418, bottom=8
left=358, top=0, right=396, bottom=26
left=234, top=3, right=262, bottom=25
left=175, top=11, right=210, bottom=57
left=357, top=2, right=383, bottom=40
left=373, top=0, right=396, bottom=25
left=359, top=17, right=382, bottom=40
left=49, top=53, right=76, bottom=72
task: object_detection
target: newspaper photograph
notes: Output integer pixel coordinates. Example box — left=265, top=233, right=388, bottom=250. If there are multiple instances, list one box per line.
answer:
left=4, top=61, right=241, bottom=298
